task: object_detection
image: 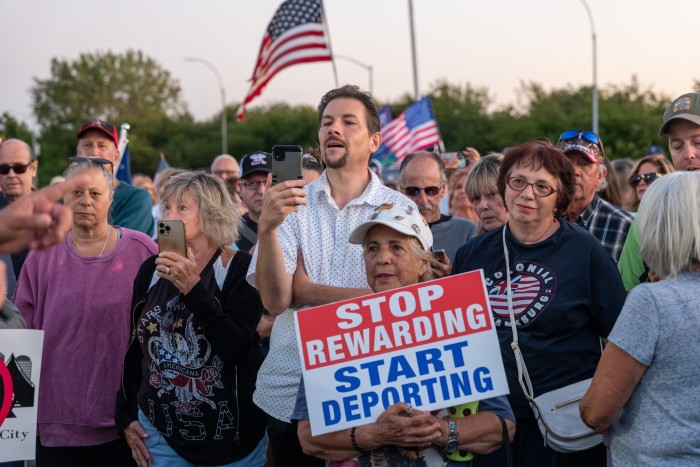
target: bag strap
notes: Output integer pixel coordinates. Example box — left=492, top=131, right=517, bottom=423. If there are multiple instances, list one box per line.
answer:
left=239, top=222, right=258, bottom=246
left=500, top=415, right=513, bottom=467
left=502, top=225, right=537, bottom=405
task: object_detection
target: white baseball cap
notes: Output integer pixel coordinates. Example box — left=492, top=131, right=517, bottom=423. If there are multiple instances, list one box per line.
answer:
left=349, top=202, right=433, bottom=250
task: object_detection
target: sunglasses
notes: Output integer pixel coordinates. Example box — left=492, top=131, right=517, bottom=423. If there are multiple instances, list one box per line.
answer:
left=403, top=185, right=442, bottom=197
left=0, top=162, right=32, bottom=175
left=558, top=130, right=601, bottom=145
left=630, top=172, right=661, bottom=187
left=68, top=156, right=114, bottom=170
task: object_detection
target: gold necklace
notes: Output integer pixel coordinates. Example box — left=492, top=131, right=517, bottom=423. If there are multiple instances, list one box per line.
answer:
left=97, top=226, right=111, bottom=256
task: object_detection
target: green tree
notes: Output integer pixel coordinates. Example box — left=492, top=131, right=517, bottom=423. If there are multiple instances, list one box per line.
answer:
left=0, top=112, right=34, bottom=144
left=31, top=49, right=187, bottom=184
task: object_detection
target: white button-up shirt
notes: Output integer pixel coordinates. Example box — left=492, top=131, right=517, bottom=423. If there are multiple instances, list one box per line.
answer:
left=247, top=170, right=416, bottom=421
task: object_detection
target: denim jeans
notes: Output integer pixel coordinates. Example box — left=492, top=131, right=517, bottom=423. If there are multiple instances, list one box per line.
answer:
left=137, top=409, right=267, bottom=467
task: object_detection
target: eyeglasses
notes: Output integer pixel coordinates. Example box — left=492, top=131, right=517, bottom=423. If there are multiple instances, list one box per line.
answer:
left=0, top=162, right=32, bottom=175
left=68, top=156, right=114, bottom=170
left=242, top=180, right=265, bottom=190
left=506, top=177, right=558, bottom=197
left=403, top=185, right=443, bottom=197
left=630, top=172, right=662, bottom=187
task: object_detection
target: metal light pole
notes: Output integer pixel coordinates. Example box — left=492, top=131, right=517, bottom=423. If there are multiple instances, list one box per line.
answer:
left=334, top=54, right=373, bottom=95
left=184, top=57, right=227, bottom=154
left=408, top=0, right=419, bottom=100
left=579, top=0, right=598, bottom=134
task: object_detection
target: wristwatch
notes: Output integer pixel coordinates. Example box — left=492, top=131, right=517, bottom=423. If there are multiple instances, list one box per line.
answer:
left=444, top=419, right=459, bottom=454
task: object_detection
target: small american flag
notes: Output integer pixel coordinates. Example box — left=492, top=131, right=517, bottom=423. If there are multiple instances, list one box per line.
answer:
left=489, top=275, right=541, bottom=319
left=236, top=0, right=332, bottom=120
left=380, top=97, right=441, bottom=160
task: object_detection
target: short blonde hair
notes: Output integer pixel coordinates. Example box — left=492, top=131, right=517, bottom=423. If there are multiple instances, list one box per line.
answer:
left=638, top=171, right=700, bottom=278
left=159, top=171, right=240, bottom=248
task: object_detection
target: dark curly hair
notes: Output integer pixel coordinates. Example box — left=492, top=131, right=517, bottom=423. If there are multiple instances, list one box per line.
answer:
left=317, top=84, right=380, bottom=134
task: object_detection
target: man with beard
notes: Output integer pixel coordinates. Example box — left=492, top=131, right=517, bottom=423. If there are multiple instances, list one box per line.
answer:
left=246, top=85, right=416, bottom=467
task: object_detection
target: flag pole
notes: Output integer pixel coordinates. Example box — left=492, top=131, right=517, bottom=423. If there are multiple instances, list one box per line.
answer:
left=408, top=0, right=419, bottom=100
left=116, top=123, right=130, bottom=172
left=319, top=0, right=339, bottom=87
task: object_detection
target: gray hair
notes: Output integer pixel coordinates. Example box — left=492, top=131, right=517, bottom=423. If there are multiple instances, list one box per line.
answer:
left=63, top=158, right=114, bottom=194
left=159, top=171, right=241, bottom=248
left=363, top=235, right=433, bottom=284
left=637, top=171, right=700, bottom=278
left=465, top=153, right=504, bottom=202
left=399, top=151, right=447, bottom=186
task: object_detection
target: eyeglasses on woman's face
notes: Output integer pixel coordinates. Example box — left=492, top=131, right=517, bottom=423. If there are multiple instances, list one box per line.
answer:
left=506, top=177, right=558, bottom=197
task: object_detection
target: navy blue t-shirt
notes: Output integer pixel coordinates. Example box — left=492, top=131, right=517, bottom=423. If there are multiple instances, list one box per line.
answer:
left=452, top=221, right=624, bottom=414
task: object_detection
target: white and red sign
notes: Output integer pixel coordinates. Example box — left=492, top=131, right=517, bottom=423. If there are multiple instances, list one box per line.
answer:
left=295, top=270, right=509, bottom=435
left=0, top=330, right=43, bottom=462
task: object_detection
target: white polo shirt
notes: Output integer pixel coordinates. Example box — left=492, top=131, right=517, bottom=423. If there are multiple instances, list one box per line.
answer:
left=247, top=170, right=416, bottom=421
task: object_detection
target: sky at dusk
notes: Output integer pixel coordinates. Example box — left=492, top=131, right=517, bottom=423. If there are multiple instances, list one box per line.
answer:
left=2, top=0, right=697, bottom=130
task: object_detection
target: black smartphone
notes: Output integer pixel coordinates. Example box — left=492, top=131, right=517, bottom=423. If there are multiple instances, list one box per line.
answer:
left=271, top=145, right=304, bottom=185
left=157, top=220, right=187, bottom=257
left=432, top=249, right=447, bottom=262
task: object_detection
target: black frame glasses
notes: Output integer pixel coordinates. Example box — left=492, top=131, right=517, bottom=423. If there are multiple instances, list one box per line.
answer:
left=630, top=172, right=662, bottom=187
left=403, top=185, right=443, bottom=197
left=241, top=179, right=266, bottom=190
left=0, top=162, right=32, bottom=175
left=506, top=177, right=558, bottom=197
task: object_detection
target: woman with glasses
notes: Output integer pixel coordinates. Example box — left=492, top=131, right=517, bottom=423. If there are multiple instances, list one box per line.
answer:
left=13, top=158, right=158, bottom=466
left=626, top=155, right=674, bottom=212
left=116, top=171, right=268, bottom=467
left=452, top=141, right=626, bottom=467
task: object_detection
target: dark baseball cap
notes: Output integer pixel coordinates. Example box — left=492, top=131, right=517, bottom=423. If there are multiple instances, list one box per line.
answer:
left=659, top=92, right=700, bottom=136
left=76, top=120, right=118, bottom=147
left=240, top=151, right=271, bottom=178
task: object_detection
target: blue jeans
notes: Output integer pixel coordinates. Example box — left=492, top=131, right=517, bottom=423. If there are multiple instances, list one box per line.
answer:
left=137, top=410, right=267, bottom=467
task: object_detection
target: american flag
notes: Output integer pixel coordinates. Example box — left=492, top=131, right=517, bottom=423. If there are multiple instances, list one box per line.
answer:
left=236, top=0, right=332, bottom=120
left=380, top=97, right=441, bottom=160
left=488, top=274, right=541, bottom=319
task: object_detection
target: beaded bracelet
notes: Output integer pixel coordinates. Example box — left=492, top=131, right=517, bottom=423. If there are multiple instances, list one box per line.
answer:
left=350, top=426, right=366, bottom=453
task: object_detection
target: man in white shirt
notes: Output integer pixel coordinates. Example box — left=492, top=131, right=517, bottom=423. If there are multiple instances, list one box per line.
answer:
left=247, top=85, right=416, bottom=466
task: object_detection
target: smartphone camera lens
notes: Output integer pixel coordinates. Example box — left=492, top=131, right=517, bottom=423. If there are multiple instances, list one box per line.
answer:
left=159, top=228, right=165, bottom=235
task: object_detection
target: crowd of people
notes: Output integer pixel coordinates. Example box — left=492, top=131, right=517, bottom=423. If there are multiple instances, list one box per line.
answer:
left=0, top=86, right=699, bottom=467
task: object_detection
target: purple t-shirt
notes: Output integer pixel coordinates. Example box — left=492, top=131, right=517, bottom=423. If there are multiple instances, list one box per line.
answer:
left=14, top=228, right=157, bottom=446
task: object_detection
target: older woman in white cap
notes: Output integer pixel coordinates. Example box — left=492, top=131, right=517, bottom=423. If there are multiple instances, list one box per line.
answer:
left=292, top=203, right=514, bottom=466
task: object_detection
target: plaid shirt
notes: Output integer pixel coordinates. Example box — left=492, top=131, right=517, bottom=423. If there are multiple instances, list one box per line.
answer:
left=565, top=193, right=634, bottom=263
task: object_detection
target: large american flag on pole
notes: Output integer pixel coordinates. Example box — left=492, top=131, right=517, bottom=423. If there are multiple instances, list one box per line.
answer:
left=236, top=0, right=332, bottom=120
left=380, top=97, right=441, bottom=160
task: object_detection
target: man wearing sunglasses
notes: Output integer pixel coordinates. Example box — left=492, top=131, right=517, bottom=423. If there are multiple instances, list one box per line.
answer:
left=557, top=130, right=633, bottom=263
left=399, top=151, right=476, bottom=277
left=618, top=92, right=700, bottom=291
left=75, top=119, right=155, bottom=236
left=0, top=139, right=39, bottom=291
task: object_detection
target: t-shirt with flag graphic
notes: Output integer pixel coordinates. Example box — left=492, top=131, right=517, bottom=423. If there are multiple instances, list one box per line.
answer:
left=452, top=220, right=625, bottom=414
left=136, top=251, right=239, bottom=464
left=380, top=97, right=441, bottom=160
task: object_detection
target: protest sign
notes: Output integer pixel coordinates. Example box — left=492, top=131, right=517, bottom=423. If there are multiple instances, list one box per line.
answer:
left=295, top=270, right=508, bottom=436
left=0, top=330, right=43, bottom=462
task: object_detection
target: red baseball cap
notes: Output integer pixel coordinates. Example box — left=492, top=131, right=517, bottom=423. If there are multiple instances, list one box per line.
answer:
left=76, top=120, right=118, bottom=147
